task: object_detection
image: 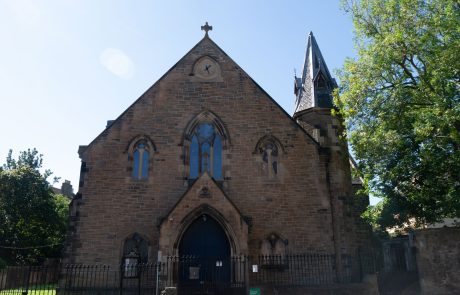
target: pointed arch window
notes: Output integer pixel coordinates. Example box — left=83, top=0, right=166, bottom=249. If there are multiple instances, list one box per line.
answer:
left=255, top=135, right=284, bottom=179
left=123, top=233, right=149, bottom=264
left=262, top=142, right=278, bottom=179
left=189, top=123, right=223, bottom=180
left=132, top=140, right=150, bottom=180
left=260, top=233, right=288, bottom=268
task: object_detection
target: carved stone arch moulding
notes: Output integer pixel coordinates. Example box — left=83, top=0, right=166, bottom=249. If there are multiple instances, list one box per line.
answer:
left=181, top=110, right=230, bottom=182
left=253, top=134, right=286, bottom=155
left=265, top=232, right=288, bottom=248
left=125, top=134, right=157, bottom=154
left=254, top=134, right=285, bottom=179
left=124, top=135, right=157, bottom=180
left=121, top=232, right=150, bottom=263
left=182, top=110, right=230, bottom=147
left=260, top=232, right=289, bottom=269
left=173, top=204, right=239, bottom=255
left=260, top=232, right=288, bottom=255
left=157, top=174, right=249, bottom=256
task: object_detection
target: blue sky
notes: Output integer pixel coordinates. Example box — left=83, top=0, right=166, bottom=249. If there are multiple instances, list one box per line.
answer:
left=0, top=0, right=374, bottom=202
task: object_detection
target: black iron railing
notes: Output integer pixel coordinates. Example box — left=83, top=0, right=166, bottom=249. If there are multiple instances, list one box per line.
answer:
left=0, top=265, right=59, bottom=294
left=0, top=252, right=382, bottom=294
left=250, top=253, right=353, bottom=286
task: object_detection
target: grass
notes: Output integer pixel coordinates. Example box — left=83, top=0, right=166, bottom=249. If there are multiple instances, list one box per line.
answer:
left=0, top=284, right=56, bottom=295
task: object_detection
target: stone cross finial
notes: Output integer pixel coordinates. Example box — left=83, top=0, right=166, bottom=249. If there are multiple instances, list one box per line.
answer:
left=201, top=22, right=212, bottom=36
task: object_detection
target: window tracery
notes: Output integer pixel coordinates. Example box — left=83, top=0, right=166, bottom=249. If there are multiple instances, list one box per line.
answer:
left=255, top=135, right=284, bottom=179
left=126, top=136, right=155, bottom=181
left=260, top=233, right=288, bottom=268
left=183, top=111, right=228, bottom=182
left=122, top=233, right=149, bottom=263
left=189, top=123, right=223, bottom=180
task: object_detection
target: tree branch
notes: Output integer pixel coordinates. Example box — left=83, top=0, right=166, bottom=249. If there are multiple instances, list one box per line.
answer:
left=398, top=57, right=419, bottom=86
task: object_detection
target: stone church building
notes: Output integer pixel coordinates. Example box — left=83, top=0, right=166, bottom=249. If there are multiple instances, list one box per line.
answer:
left=64, top=25, right=372, bottom=293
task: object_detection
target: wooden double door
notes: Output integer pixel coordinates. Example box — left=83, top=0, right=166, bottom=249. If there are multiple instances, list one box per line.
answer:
left=178, top=214, right=235, bottom=295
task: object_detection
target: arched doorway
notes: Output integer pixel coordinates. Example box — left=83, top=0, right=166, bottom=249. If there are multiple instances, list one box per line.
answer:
left=178, top=214, right=231, bottom=294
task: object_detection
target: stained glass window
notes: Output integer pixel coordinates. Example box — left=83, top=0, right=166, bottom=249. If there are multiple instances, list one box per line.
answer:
left=132, top=142, right=149, bottom=180
left=213, top=135, right=222, bottom=180
left=190, top=136, right=199, bottom=179
left=189, top=123, right=223, bottom=180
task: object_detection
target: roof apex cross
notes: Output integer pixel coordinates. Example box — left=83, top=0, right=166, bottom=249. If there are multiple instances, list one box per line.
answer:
left=201, top=22, right=212, bottom=36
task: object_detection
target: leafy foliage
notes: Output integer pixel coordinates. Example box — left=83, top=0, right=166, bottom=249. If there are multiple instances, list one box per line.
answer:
left=336, top=0, right=460, bottom=229
left=0, top=149, right=69, bottom=265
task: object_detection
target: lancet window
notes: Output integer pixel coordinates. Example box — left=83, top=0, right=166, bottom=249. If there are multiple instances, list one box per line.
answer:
left=255, top=135, right=284, bottom=179
left=189, top=123, right=223, bottom=180
left=262, top=142, right=278, bottom=179
left=132, top=141, right=149, bottom=180
left=127, top=136, right=155, bottom=181
left=122, top=233, right=149, bottom=264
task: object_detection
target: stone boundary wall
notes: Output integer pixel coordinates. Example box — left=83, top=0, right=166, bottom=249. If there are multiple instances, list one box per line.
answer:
left=415, top=227, right=460, bottom=295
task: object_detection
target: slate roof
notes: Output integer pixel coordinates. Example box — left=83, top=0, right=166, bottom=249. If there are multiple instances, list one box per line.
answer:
left=294, top=32, right=337, bottom=114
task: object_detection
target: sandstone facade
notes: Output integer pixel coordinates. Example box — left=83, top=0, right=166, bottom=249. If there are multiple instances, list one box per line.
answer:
left=63, top=32, right=370, bottom=285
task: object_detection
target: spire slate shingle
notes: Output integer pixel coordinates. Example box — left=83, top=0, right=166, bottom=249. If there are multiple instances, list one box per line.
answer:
left=294, top=32, right=337, bottom=114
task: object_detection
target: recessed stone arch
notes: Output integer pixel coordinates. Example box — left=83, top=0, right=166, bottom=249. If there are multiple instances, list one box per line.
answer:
left=260, top=232, right=288, bottom=255
left=158, top=173, right=248, bottom=257
left=120, top=232, right=150, bottom=263
left=181, top=110, right=230, bottom=182
left=124, top=135, right=157, bottom=181
left=182, top=110, right=230, bottom=147
left=254, top=134, right=286, bottom=179
left=253, top=134, right=285, bottom=155
left=174, top=204, right=238, bottom=255
left=125, top=134, right=157, bottom=154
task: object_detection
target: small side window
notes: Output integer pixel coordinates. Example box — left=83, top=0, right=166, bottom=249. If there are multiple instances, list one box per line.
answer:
left=132, top=140, right=150, bottom=180
left=255, top=135, right=284, bottom=180
left=261, top=142, right=278, bottom=179
left=123, top=233, right=149, bottom=264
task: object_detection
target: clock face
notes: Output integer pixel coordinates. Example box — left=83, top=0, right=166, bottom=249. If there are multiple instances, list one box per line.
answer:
left=194, top=57, right=219, bottom=79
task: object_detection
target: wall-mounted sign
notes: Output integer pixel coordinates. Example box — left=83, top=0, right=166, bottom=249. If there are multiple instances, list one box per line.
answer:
left=189, top=267, right=199, bottom=280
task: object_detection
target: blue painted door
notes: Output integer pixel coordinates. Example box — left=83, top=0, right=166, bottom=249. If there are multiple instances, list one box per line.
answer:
left=178, top=214, right=231, bottom=294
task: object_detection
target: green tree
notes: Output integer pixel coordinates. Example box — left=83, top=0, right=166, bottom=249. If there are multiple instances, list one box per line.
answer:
left=0, top=149, right=70, bottom=265
left=336, top=0, right=460, bottom=229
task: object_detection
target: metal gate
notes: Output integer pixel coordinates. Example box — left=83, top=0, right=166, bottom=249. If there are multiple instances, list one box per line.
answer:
left=175, top=256, right=246, bottom=295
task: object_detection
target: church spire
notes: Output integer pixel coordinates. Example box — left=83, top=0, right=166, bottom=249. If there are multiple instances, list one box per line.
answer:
left=294, top=32, right=337, bottom=115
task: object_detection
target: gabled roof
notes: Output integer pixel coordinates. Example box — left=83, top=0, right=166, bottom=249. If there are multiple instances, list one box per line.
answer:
left=80, top=34, right=320, bottom=158
left=294, top=32, right=337, bottom=114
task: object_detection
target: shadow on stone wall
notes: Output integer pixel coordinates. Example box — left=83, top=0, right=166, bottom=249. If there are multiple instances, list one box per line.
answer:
left=414, top=227, right=460, bottom=295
